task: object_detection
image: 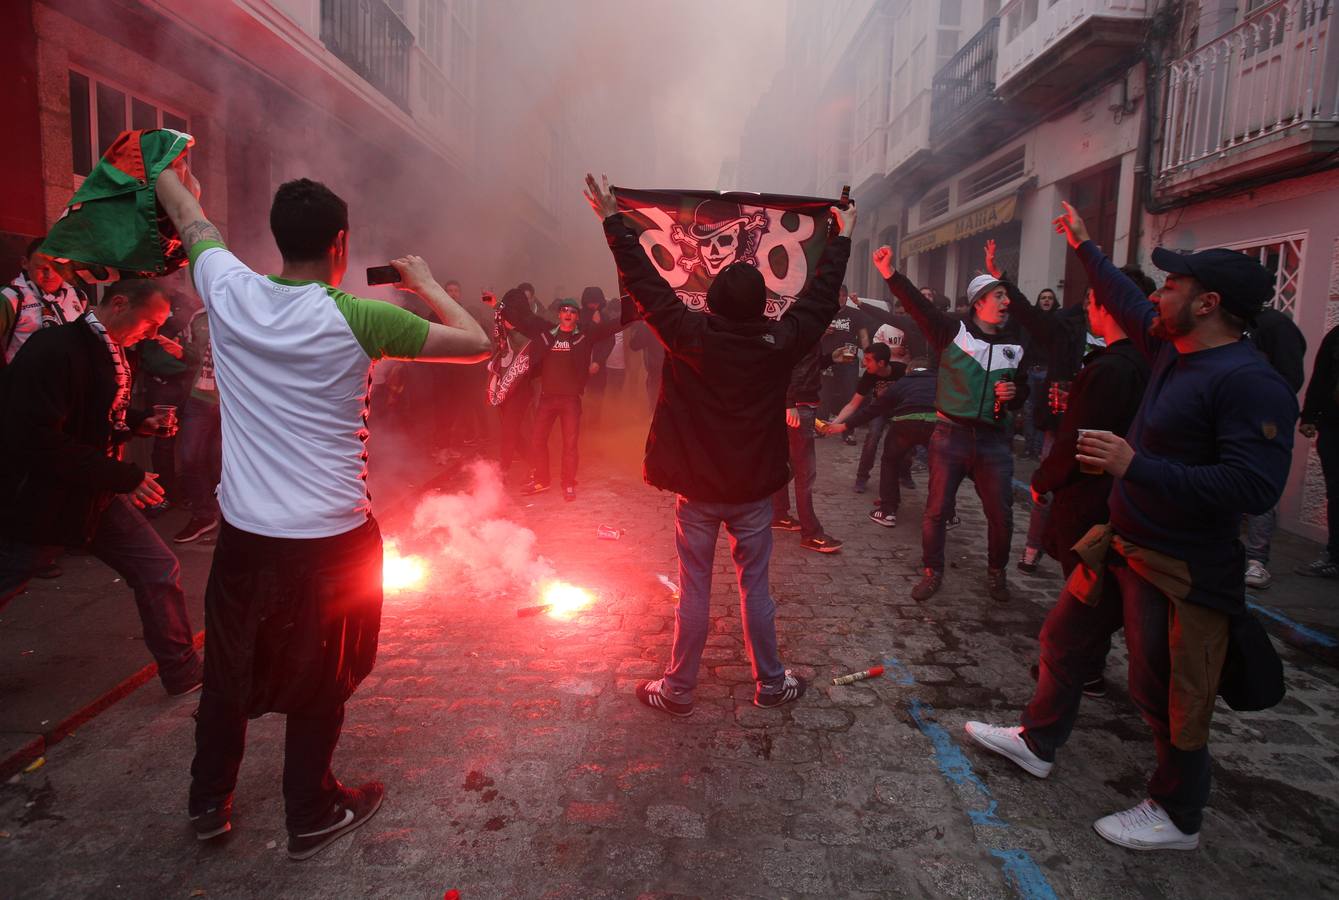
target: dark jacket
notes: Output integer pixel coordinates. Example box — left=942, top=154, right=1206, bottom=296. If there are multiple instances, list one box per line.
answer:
left=786, top=342, right=834, bottom=407
left=502, top=296, right=628, bottom=397
left=845, top=367, right=938, bottom=429
left=1247, top=307, right=1307, bottom=394
left=1031, top=339, right=1150, bottom=573
left=604, top=215, right=850, bottom=503
left=1300, top=323, right=1339, bottom=428
left=1076, top=239, right=1297, bottom=611
left=0, top=319, right=147, bottom=546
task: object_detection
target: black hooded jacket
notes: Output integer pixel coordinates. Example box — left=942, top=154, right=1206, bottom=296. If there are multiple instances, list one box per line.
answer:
left=0, top=319, right=147, bottom=547
left=604, top=215, right=850, bottom=503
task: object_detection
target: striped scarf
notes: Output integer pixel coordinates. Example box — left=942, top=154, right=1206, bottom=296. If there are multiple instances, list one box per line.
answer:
left=83, top=310, right=132, bottom=454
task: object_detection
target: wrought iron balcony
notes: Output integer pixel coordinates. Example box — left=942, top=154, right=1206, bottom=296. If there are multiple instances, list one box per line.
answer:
left=931, top=17, right=1000, bottom=143
left=1159, top=0, right=1338, bottom=183
left=319, top=0, right=413, bottom=112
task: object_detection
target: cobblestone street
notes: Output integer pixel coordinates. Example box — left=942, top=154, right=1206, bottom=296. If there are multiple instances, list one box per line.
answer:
left=2, top=434, right=1337, bottom=899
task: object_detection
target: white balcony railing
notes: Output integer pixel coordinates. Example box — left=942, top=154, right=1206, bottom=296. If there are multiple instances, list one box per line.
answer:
left=997, top=0, right=1150, bottom=86
left=1160, top=0, right=1337, bottom=176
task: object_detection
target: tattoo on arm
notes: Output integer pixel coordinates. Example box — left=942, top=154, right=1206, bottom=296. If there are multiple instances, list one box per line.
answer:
left=180, top=219, right=223, bottom=248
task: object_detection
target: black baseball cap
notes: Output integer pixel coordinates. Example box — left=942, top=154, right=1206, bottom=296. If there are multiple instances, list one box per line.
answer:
left=1150, top=247, right=1275, bottom=322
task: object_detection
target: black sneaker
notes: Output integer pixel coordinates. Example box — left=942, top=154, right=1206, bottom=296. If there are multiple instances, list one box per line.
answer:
left=842, top=434, right=858, bottom=446
left=635, top=678, right=693, bottom=718
left=911, top=568, right=943, bottom=602
left=189, top=797, right=232, bottom=841
left=287, top=781, right=385, bottom=861
left=563, top=485, right=576, bottom=502
left=754, top=670, right=806, bottom=708
left=944, top=515, right=962, bottom=530
left=987, top=568, right=1011, bottom=603
left=521, top=480, right=550, bottom=496
left=868, top=509, right=896, bottom=527
left=174, top=516, right=220, bottom=544
left=800, top=534, right=843, bottom=553
left=1016, top=548, right=1041, bottom=575
left=771, top=516, right=801, bottom=531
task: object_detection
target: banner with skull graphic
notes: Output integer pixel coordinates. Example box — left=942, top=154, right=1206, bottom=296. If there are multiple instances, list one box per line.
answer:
left=612, top=188, right=839, bottom=319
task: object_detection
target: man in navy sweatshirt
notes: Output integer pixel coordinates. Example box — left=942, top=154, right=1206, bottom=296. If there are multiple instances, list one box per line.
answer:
left=965, top=201, right=1297, bottom=853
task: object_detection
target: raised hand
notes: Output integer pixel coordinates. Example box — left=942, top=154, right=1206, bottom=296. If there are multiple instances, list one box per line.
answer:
left=1052, top=200, right=1091, bottom=250
left=390, top=255, right=435, bottom=295
left=583, top=173, right=620, bottom=220
left=984, top=239, right=1002, bottom=279
left=872, top=245, right=895, bottom=279
left=830, top=200, right=857, bottom=237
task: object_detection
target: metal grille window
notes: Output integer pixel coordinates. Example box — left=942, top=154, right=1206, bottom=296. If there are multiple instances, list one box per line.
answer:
left=68, top=69, right=188, bottom=178
left=960, top=146, right=1025, bottom=202
left=1222, top=233, right=1306, bottom=315
left=921, top=187, right=950, bottom=221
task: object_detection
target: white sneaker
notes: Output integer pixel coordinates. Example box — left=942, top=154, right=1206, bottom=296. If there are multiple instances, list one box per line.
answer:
left=963, top=722, right=1053, bottom=778
left=1244, top=559, right=1272, bottom=589
left=1093, top=799, right=1199, bottom=851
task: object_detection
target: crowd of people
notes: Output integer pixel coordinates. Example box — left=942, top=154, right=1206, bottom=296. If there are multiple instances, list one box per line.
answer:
left=0, top=160, right=1335, bottom=862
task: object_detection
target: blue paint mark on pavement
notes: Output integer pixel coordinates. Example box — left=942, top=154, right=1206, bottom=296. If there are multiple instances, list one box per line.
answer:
left=881, top=656, right=916, bottom=685
left=1247, top=599, right=1338, bottom=649
left=992, top=849, right=1060, bottom=900
left=891, top=655, right=1058, bottom=899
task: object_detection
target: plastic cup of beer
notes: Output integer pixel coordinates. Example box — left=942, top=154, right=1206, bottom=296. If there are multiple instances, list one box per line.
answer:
left=153, top=404, right=178, bottom=435
left=1077, top=428, right=1112, bottom=475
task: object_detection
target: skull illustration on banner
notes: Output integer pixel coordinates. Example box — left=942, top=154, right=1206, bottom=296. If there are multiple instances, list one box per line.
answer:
left=612, top=187, right=838, bottom=320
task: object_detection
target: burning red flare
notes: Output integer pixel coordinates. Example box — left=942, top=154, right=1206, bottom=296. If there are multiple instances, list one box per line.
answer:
left=383, top=540, right=428, bottom=593
left=539, top=580, right=595, bottom=620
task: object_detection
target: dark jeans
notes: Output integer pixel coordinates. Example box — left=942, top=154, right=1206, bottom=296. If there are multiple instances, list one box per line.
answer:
left=190, top=517, right=382, bottom=832
left=772, top=406, right=823, bottom=539
left=1023, top=564, right=1211, bottom=834
left=499, top=381, right=534, bottom=471
left=178, top=396, right=221, bottom=518
left=923, top=420, right=1014, bottom=571
left=1318, top=425, right=1338, bottom=558
left=1024, top=431, right=1056, bottom=551
left=532, top=393, right=582, bottom=486
left=880, top=420, right=937, bottom=513
left=857, top=414, right=887, bottom=481
left=0, top=496, right=200, bottom=690
left=662, top=496, right=786, bottom=702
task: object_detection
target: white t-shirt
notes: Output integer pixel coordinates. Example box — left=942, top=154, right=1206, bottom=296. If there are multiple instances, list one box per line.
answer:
left=190, top=241, right=429, bottom=538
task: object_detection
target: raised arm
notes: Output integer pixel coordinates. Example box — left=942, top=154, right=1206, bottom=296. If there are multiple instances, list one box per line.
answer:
left=872, top=246, right=959, bottom=353
left=1054, top=201, right=1161, bottom=361
left=780, top=203, right=855, bottom=354
left=156, top=162, right=222, bottom=249
left=391, top=256, right=490, bottom=362
left=587, top=174, right=696, bottom=350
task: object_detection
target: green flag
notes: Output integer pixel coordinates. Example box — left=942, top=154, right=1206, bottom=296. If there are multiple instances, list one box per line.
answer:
left=41, top=128, right=194, bottom=284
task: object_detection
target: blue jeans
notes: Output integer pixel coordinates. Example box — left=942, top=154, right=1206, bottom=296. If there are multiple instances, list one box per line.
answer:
left=662, top=496, right=786, bottom=702
left=772, top=406, right=823, bottom=539
left=856, top=413, right=887, bottom=481
left=923, top=420, right=1015, bottom=571
left=1024, top=430, right=1056, bottom=551
left=1023, top=366, right=1048, bottom=457
left=1023, top=564, right=1210, bottom=834
left=178, top=396, right=221, bottom=518
left=1242, top=506, right=1277, bottom=565
left=0, top=495, right=200, bottom=691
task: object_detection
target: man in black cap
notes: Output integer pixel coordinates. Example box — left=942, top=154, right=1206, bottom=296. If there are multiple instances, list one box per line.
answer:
left=965, top=201, right=1297, bottom=853
left=583, top=174, right=852, bottom=718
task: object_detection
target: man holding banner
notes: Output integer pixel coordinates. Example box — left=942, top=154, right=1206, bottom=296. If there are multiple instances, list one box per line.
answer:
left=583, top=174, right=853, bottom=717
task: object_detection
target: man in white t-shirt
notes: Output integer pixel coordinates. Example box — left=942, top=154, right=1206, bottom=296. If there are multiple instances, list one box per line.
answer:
left=156, top=165, right=490, bottom=860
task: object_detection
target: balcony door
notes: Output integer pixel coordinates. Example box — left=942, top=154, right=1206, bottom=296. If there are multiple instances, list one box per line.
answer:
left=1061, top=165, right=1120, bottom=307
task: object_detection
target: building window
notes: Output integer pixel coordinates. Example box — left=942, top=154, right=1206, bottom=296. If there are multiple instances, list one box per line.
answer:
left=961, top=145, right=1026, bottom=202
left=1222, top=234, right=1305, bottom=316
left=68, top=69, right=188, bottom=177
left=921, top=187, right=950, bottom=221
left=420, top=0, right=445, bottom=69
